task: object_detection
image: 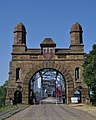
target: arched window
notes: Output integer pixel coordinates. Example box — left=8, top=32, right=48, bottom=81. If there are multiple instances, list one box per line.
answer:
left=16, top=67, right=21, bottom=80
left=75, top=67, right=79, bottom=80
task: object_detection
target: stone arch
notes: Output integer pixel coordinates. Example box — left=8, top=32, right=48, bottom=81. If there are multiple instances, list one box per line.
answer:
left=22, top=61, right=74, bottom=104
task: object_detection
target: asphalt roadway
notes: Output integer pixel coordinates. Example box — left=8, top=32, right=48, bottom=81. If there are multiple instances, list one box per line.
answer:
left=6, top=104, right=96, bottom=120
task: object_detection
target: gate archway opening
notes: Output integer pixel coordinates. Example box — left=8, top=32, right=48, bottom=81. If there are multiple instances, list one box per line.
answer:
left=74, top=90, right=81, bottom=103
left=29, top=68, right=66, bottom=104
left=14, top=90, right=22, bottom=104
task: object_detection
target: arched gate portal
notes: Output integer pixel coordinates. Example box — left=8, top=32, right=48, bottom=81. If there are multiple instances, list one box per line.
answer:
left=6, top=22, right=88, bottom=105
left=29, top=68, right=66, bottom=104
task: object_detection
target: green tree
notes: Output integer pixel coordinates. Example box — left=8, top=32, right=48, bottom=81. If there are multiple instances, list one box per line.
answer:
left=83, top=44, right=96, bottom=105
left=0, top=80, right=8, bottom=106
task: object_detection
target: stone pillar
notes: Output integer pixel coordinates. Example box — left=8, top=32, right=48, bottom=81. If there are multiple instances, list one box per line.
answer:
left=22, top=87, right=29, bottom=104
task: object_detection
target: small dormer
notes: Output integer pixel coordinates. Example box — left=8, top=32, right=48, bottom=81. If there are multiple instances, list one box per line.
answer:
left=40, top=38, right=56, bottom=59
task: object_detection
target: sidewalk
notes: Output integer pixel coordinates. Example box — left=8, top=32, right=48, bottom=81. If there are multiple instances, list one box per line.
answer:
left=0, top=104, right=29, bottom=120
left=69, top=103, right=96, bottom=117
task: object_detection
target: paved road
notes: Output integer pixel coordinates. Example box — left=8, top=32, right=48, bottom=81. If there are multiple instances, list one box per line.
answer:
left=6, top=104, right=96, bottom=120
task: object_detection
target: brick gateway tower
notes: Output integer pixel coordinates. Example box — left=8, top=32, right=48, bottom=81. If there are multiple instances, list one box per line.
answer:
left=6, top=22, right=88, bottom=104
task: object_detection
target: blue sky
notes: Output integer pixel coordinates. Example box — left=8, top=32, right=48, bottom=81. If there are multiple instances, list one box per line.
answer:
left=0, top=0, right=96, bottom=85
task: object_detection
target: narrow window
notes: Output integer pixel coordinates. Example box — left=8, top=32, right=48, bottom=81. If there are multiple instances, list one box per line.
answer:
left=75, top=67, right=79, bottom=80
left=43, top=48, right=46, bottom=53
left=16, top=68, right=21, bottom=80
left=47, top=48, right=49, bottom=53
left=50, top=48, right=53, bottom=53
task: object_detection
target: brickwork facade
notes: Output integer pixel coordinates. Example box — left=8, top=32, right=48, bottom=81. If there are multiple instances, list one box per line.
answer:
left=6, top=22, right=88, bottom=104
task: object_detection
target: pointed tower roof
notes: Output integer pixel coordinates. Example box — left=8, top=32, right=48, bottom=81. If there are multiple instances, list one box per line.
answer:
left=70, top=22, right=83, bottom=33
left=14, top=22, right=26, bottom=33
left=40, top=38, right=56, bottom=47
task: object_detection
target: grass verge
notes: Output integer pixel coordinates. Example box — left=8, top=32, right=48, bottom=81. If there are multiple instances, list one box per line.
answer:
left=0, top=105, right=17, bottom=113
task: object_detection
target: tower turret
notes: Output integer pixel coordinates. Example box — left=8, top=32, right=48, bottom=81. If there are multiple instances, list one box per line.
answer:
left=13, top=22, right=27, bottom=53
left=14, top=22, right=26, bottom=45
left=70, top=22, right=84, bottom=51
